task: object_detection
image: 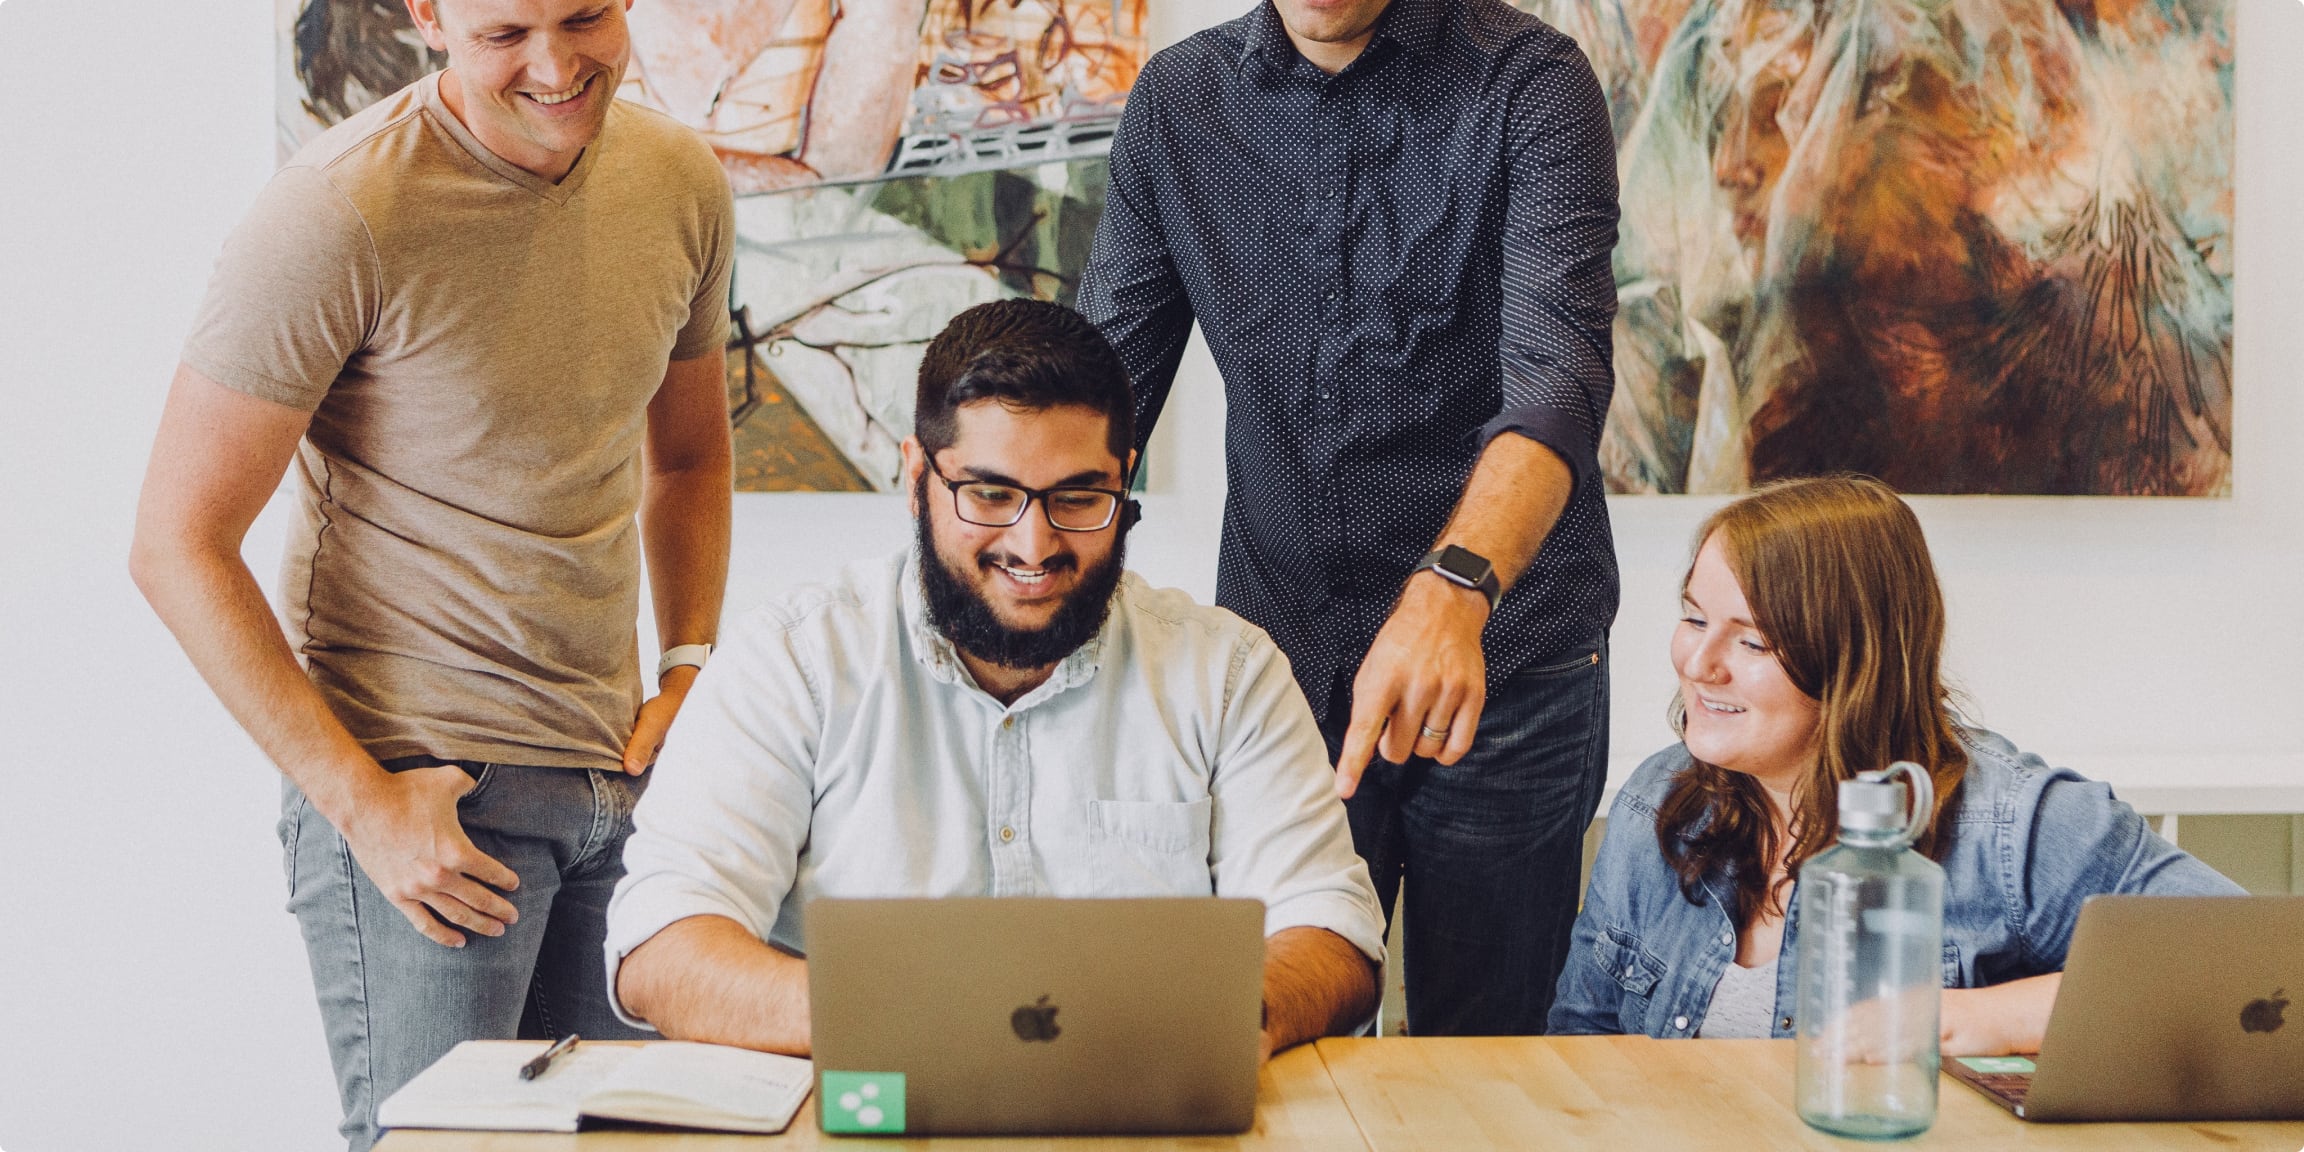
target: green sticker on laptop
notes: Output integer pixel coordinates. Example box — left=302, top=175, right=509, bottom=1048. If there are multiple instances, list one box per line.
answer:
left=1956, top=1056, right=2037, bottom=1074
left=820, top=1071, right=906, bottom=1134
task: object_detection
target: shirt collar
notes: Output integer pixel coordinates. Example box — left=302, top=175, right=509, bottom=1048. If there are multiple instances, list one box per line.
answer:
left=419, top=69, right=600, bottom=205
left=1240, top=0, right=1451, bottom=73
left=1241, top=0, right=1296, bottom=66
left=1374, top=0, right=1451, bottom=58
left=900, top=547, right=1111, bottom=710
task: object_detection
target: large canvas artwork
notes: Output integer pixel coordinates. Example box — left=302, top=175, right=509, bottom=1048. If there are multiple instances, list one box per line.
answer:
left=1520, top=0, right=2233, bottom=495
left=279, top=0, right=1146, bottom=491
left=280, top=0, right=2225, bottom=497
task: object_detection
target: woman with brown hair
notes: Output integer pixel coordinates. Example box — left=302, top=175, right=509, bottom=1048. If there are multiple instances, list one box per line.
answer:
left=1547, top=476, right=2238, bottom=1054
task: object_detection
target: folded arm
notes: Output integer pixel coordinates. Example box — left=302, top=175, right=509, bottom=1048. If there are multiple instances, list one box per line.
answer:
left=604, top=609, right=822, bottom=1032
left=1939, top=768, right=2245, bottom=1056
left=1941, top=974, right=2061, bottom=1056
left=1260, top=925, right=1380, bottom=1059
left=617, top=914, right=813, bottom=1055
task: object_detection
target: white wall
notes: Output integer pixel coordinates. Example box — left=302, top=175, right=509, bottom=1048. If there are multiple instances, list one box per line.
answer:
left=1, top=0, right=2299, bottom=1148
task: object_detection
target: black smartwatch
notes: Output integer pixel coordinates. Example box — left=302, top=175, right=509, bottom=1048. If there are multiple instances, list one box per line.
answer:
left=1414, top=544, right=1501, bottom=610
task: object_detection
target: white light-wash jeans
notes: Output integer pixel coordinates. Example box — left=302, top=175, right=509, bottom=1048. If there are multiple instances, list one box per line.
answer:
left=279, top=760, right=654, bottom=1151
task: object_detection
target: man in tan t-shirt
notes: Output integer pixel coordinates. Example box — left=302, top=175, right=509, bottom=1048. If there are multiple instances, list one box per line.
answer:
left=130, top=2, right=734, bottom=1148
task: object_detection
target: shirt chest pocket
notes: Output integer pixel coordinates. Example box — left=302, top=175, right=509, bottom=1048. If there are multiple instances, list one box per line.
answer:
left=1086, top=798, right=1214, bottom=897
left=1596, top=926, right=1669, bottom=1032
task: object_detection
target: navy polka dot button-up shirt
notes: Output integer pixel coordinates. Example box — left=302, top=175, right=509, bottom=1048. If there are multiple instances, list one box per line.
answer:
left=1080, top=0, right=1621, bottom=723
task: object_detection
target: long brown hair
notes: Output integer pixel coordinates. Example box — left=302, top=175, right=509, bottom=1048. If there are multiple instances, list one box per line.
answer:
left=1656, top=476, right=1968, bottom=927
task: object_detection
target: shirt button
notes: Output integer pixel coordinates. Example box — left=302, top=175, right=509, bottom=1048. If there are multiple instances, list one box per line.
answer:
left=1002, top=716, right=1014, bottom=729
left=999, top=826, right=1016, bottom=843
left=1324, top=290, right=1337, bottom=301
left=1673, top=1016, right=1689, bottom=1030
left=1721, top=932, right=1733, bottom=946
left=1779, top=1015, right=1794, bottom=1030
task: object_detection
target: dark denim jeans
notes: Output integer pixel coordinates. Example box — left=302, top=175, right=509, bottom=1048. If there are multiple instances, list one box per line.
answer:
left=1322, top=642, right=1609, bottom=1035
left=279, top=761, right=653, bottom=1151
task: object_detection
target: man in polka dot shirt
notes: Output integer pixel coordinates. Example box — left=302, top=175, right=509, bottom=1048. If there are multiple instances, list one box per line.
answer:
left=1079, top=0, right=1619, bottom=1035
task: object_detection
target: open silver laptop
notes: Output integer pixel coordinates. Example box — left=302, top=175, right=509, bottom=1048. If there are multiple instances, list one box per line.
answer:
left=1946, top=895, right=2304, bottom=1121
left=805, top=897, right=1265, bottom=1136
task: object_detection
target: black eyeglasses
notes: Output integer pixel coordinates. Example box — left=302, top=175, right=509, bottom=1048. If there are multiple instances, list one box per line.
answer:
left=926, top=454, right=1130, bottom=532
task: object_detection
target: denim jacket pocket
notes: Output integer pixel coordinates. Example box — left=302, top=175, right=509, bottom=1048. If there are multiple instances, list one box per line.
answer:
left=1087, top=798, right=1214, bottom=896
left=1597, top=925, right=1668, bottom=1031
left=1598, top=926, right=1665, bottom=994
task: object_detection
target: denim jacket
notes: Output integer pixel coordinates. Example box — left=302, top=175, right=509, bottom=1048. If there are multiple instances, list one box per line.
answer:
left=1548, top=729, right=2243, bottom=1038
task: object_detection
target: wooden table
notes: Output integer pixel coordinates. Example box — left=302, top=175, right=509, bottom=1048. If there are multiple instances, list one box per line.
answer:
left=1314, top=1036, right=2304, bottom=1151
left=378, top=1038, right=2304, bottom=1150
left=376, top=1043, right=1363, bottom=1151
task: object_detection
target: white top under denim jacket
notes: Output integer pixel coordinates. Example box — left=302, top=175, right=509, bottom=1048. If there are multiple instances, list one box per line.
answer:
left=1548, top=729, right=2243, bottom=1039
left=603, top=550, right=1388, bottom=1027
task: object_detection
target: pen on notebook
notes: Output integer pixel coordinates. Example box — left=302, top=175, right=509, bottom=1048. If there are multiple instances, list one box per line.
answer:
left=520, top=1034, right=580, bottom=1081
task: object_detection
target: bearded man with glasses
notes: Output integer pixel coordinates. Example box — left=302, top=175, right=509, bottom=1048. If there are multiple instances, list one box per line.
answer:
left=603, top=299, right=1387, bottom=1062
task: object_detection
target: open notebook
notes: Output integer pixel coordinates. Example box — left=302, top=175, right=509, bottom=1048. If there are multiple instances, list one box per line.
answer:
left=378, top=1040, right=813, bottom=1135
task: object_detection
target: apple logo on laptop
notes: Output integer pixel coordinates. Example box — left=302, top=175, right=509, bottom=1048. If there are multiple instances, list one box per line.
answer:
left=1011, top=995, right=1062, bottom=1042
left=2240, top=989, right=2287, bottom=1035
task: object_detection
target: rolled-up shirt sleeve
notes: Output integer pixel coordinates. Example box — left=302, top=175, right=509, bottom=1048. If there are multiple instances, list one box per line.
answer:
left=1480, top=37, right=1621, bottom=499
left=1206, top=630, right=1388, bottom=964
left=603, top=608, right=822, bottom=1028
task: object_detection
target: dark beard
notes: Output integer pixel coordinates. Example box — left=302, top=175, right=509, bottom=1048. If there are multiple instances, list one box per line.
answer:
left=914, top=473, right=1128, bottom=670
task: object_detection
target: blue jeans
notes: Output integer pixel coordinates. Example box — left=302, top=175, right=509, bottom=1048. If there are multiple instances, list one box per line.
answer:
left=1323, top=643, right=1610, bottom=1035
left=279, top=761, right=653, bottom=1152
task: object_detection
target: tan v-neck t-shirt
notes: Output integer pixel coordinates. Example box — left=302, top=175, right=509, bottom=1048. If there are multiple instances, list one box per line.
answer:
left=183, top=72, right=734, bottom=771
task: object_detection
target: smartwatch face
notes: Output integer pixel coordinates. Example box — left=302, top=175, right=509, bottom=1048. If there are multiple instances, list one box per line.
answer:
left=1436, top=545, right=1493, bottom=586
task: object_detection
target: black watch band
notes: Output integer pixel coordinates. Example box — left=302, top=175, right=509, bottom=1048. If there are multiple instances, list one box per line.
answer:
left=1414, top=544, right=1500, bottom=610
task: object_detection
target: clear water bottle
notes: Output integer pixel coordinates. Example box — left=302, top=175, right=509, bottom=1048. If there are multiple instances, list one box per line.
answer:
left=1794, top=761, right=1945, bottom=1140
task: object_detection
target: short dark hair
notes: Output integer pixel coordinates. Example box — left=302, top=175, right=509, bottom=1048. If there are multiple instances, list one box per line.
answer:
left=914, top=300, right=1135, bottom=465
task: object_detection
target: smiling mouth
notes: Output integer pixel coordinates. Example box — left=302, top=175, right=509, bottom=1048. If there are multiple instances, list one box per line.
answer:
left=1699, top=698, right=1748, bottom=715
left=995, top=562, right=1052, bottom=587
left=524, top=75, right=592, bottom=106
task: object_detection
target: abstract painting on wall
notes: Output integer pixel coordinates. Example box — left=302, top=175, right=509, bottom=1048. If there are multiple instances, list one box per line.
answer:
left=1521, top=0, right=2232, bottom=495
left=279, top=0, right=1147, bottom=491
left=281, top=0, right=2223, bottom=497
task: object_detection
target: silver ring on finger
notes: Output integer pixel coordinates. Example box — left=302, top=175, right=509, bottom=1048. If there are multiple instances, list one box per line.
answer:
left=1418, top=724, right=1450, bottom=742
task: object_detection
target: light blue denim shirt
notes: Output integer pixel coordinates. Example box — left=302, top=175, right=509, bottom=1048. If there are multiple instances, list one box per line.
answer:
left=1549, top=729, right=2243, bottom=1038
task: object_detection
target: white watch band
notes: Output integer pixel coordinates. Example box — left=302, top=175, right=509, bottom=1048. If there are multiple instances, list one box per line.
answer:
left=656, top=643, right=712, bottom=681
